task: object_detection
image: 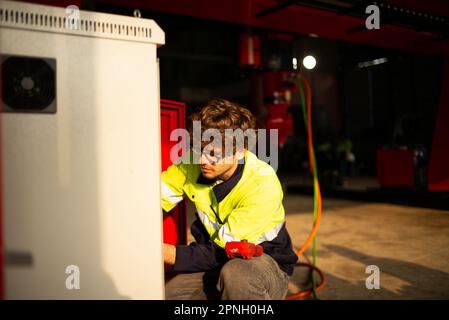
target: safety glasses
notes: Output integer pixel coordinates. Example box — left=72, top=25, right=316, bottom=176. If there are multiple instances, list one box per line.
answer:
left=192, top=147, right=227, bottom=164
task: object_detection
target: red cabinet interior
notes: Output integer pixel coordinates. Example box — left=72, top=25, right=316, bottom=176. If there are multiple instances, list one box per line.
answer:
left=160, top=99, right=187, bottom=249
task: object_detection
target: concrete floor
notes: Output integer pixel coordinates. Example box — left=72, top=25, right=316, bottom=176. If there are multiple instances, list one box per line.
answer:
left=283, top=195, right=449, bottom=299
left=185, top=193, right=449, bottom=299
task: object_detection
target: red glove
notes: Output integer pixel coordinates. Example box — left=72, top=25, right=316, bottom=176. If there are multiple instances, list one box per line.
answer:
left=225, top=240, right=263, bottom=260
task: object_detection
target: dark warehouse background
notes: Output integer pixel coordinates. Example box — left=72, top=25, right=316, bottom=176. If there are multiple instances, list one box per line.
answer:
left=92, top=1, right=447, bottom=204
left=10, top=0, right=448, bottom=206
left=2, top=0, right=449, bottom=301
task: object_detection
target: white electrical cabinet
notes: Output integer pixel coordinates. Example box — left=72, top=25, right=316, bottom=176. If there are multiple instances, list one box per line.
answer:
left=0, top=0, right=165, bottom=299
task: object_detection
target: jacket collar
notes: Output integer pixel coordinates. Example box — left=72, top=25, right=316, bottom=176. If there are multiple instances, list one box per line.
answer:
left=212, top=161, right=244, bottom=203
left=196, top=154, right=246, bottom=203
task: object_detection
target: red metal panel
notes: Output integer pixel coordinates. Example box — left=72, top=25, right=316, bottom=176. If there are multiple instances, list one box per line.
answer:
left=428, top=60, right=449, bottom=191
left=16, top=0, right=82, bottom=8
left=160, top=99, right=187, bottom=248
left=376, top=149, right=415, bottom=188
left=96, top=0, right=449, bottom=56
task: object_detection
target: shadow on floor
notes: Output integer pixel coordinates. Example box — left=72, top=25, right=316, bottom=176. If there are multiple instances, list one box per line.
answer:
left=320, top=244, right=449, bottom=299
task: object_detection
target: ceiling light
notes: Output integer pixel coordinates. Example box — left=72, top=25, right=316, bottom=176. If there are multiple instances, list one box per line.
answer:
left=303, top=55, right=317, bottom=70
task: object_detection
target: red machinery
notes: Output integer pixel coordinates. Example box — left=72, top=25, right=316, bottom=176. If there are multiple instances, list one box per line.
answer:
left=262, top=71, right=295, bottom=146
left=376, top=149, right=415, bottom=188
left=428, top=61, right=449, bottom=192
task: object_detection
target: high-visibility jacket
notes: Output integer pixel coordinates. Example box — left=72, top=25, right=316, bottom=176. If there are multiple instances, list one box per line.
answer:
left=161, top=150, right=297, bottom=275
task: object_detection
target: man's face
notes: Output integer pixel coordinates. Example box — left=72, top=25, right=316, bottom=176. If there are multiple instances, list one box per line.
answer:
left=195, top=146, right=238, bottom=180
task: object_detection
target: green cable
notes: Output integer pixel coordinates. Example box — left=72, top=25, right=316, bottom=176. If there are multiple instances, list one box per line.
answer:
left=297, top=78, right=320, bottom=299
left=298, top=80, right=308, bottom=129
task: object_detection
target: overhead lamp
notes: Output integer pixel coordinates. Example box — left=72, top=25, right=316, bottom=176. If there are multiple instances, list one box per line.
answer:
left=302, top=55, right=317, bottom=70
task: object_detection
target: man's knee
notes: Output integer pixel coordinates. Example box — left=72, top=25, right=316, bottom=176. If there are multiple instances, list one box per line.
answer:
left=218, top=257, right=269, bottom=299
left=218, top=255, right=289, bottom=300
left=220, top=259, right=255, bottom=286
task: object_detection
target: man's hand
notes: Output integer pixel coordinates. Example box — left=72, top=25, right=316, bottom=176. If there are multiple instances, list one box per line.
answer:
left=163, top=243, right=176, bottom=265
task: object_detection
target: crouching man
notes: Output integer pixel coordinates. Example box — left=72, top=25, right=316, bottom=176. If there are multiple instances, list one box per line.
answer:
left=161, top=99, right=297, bottom=300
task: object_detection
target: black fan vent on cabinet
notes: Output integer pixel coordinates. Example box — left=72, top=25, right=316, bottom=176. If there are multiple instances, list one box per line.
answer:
left=1, top=55, right=56, bottom=113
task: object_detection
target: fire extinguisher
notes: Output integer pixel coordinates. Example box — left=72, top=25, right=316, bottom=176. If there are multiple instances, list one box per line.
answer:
left=239, top=33, right=261, bottom=67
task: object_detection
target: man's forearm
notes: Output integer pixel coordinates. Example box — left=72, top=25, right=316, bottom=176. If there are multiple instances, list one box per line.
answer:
left=163, top=243, right=176, bottom=265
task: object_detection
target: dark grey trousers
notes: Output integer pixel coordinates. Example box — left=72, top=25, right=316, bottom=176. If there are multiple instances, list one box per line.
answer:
left=165, top=253, right=290, bottom=300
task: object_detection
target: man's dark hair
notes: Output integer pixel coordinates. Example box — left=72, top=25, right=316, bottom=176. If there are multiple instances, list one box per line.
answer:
left=189, top=98, right=257, bottom=153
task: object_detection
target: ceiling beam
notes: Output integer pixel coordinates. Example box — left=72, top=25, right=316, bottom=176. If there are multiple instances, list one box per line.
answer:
left=255, top=0, right=300, bottom=18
